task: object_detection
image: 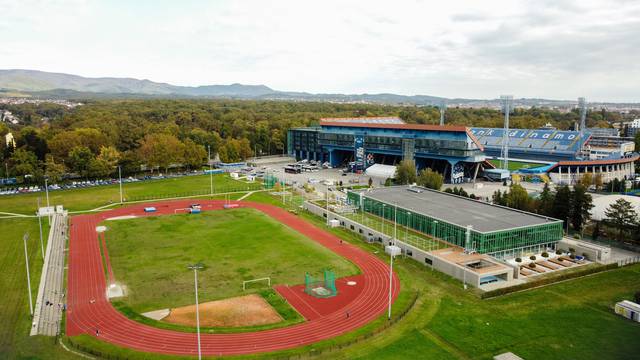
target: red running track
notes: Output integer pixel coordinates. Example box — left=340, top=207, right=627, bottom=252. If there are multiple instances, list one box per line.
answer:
left=66, top=200, right=400, bottom=356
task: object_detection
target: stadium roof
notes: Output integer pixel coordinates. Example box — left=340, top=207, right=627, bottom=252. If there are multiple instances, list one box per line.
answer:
left=319, top=117, right=405, bottom=124
left=358, top=186, right=560, bottom=233
left=320, top=121, right=467, bottom=132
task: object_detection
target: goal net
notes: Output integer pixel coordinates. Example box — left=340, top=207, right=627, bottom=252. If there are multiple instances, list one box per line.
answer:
left=242, top=277, right=271, bottom=291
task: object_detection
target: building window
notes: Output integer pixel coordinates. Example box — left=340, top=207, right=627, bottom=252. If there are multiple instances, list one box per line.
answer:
left=425, top=258, right=433, bottom=265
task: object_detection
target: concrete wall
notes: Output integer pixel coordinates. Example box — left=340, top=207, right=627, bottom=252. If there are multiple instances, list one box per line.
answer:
left=557, top=238, right=610, bottom=263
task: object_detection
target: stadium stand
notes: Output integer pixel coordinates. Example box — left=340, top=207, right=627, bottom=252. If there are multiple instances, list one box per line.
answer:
left=470, top=128, right=590, bottom=161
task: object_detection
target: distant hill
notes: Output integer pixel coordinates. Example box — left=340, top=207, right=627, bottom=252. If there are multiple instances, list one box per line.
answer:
left=0, top=69, right=276, bottom=97
left=1, top=69, right=637, bottom=106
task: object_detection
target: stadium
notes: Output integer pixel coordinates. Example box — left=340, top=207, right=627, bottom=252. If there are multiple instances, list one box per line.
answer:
left=288, top=117, right=638, bottom=185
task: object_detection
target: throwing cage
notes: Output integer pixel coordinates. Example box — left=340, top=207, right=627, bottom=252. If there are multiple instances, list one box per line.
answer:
left=304, top=270, right=337, bottom=298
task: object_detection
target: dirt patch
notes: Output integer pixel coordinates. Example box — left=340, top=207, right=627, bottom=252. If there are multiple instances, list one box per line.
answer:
left=163, top=294, right=282, bottom=327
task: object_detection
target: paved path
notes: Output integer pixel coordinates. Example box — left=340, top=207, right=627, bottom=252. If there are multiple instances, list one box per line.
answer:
left=31, top=212, right=68, bottom=336
left=66, top=200, right=399, bottom=356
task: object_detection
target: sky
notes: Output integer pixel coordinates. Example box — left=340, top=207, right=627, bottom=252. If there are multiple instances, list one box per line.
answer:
left=1, top=0, right=639, bottom=102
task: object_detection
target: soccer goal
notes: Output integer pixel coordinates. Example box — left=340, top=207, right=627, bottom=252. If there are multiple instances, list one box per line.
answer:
left=305, top=270, right=337, bottom=298
left=242, top=277, right=271, bottom=291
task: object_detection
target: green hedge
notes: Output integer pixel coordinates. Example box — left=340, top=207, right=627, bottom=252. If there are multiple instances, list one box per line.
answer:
left=481, top=263, right=619, bottom=299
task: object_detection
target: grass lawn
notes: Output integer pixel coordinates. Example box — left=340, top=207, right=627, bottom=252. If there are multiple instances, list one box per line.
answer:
left=489, top=159, right=543, bottom=171
left=104, top=208, right=359, bottom=313
left=0, top=173, right=262, bottom=215
left=0, top=217, right=78, bottom=359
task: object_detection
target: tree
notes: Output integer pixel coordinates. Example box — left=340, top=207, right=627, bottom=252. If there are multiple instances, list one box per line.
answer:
left=506, top=184, right=531, bottom=211
left=44, top=155, right=65, bottom=183
left=97, top=146, right=121, bottom=169
left=537, top=182, right=554, bottom=216
left=570, top=184, right=594, bottom=231
left=604, top=198, right=638, bottom=241
left=16, top=126, right=48, bottom=160
left=137, top=133, right=184, bottom=173
left=9, top=148, right=41, bottom=181
left=417, top=168, right=444, bottom=190
left=492, top=190, right=507, bottom=206
left=394, top=160, right=417, bottom=185
left=579, top=173, right=593, bottom=188
left=88, top=158, right=113, bottom=178
left=182, top=139, right=207, bottom=170
left=552, top=185, right=573, bottom=226
left=68, top=146, right=95, bottom=178
left=189, top=128, right=222, bottom=156
left=594, top=173, right=604, bottom=191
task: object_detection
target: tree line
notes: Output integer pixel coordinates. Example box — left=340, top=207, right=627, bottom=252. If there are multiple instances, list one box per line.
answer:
left=0, top=98, right=629, bottom=184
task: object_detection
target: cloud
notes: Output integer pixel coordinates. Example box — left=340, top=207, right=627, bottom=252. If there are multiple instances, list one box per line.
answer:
left=0, top=0, right=639, bottom=101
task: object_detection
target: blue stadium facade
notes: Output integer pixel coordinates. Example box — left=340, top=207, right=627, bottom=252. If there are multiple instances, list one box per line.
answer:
left=288, top=118, right=486, bottom=183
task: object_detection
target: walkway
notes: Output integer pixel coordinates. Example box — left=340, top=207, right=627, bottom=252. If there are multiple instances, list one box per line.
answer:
left=31, top=212, right=68, bottom=336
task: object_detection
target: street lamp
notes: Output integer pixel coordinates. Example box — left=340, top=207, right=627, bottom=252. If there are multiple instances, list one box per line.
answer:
left=36, top=198, right=44, bottom=259
left=208, top=145, right=213, bottom=196
left=44, top=177, right=51, bottom=225
left=382, top=204, right=386, bottom=235
left=23, top=233, right=33, bottom=315
left=118, top=166, right=123, bottom=204
left=187, top=263, right=204, bottom=360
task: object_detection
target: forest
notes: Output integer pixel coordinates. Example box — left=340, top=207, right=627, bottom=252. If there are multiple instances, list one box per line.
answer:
left=0, top=98, right=628, bottom=183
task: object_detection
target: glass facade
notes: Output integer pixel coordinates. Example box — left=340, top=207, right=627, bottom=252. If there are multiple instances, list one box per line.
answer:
left=347, top=191, right=563, bottom=255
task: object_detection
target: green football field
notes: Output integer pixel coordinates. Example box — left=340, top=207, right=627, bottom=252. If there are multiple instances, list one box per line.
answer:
left=489, top=159, right=543, bottom=171
left=104, top=208, right=358, bottom=313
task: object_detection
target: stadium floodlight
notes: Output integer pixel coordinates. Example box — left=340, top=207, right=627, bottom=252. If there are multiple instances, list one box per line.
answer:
left=578, top=97, right=587, bottom=137
left=187, top=263, right=204, bottom=360
left=500, top=95, right=513, bottom=171
left=439, top=100, right=446, bottom=126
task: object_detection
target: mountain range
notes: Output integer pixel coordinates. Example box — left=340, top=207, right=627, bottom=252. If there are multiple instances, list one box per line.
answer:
left=0, top=69, right=636, bottom=107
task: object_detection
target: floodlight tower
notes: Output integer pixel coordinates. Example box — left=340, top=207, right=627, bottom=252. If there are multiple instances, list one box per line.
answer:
left=439, top=100, right=446, bottom=126
left=500, top=95, right=513, bottom=171
left=578, top=97, right=587, bottom=137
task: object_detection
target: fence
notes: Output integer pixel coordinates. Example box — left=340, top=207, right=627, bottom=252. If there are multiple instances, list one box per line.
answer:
left=124, top=183, right=264, bottom=202
left=617, top=256, right=640, bottom=267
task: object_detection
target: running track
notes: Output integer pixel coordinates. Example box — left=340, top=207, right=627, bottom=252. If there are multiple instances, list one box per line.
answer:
left=66, top=200, right=400, bottom=356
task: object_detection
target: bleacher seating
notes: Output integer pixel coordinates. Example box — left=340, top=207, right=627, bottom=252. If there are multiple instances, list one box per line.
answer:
left=471, top=128, right=589, bottom=160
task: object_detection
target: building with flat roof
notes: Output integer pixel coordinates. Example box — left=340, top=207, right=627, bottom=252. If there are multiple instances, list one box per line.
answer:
left=347, top=185, right=563, bottom=258
left=288, top=117, right=637, bottom=184
left=288, top=118, right=487, bottom=183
